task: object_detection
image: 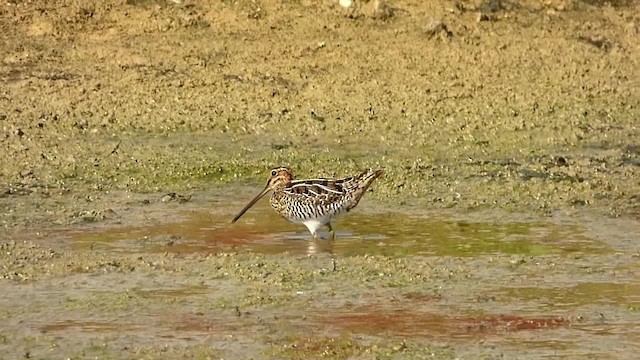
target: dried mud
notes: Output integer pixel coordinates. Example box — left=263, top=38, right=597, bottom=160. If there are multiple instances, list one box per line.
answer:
left=1, top=0, right=639, bottom=359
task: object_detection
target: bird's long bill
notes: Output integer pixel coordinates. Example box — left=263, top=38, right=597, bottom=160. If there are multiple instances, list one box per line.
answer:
left=231, top=185, right=271, bottom=223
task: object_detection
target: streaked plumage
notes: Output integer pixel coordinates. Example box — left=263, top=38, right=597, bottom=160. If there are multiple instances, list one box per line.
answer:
left=231, top=167, right=383, bottom=238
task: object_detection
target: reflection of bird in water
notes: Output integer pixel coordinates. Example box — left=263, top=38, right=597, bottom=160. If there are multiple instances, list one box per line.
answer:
left=307, top=238, right=335, bottom=255
left=231, top=167, right=383, bottom=239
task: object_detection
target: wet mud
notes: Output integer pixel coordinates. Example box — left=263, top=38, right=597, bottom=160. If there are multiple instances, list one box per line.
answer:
left=1, top=0, right=640, bottom=358
left=3, top=198, right=640, bottom=358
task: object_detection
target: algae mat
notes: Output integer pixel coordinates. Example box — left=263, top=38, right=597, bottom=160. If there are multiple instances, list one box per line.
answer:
left=1, top=0, right=639, bottom=358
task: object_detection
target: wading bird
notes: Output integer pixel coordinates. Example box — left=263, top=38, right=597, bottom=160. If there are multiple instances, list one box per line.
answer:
left=231, top=167, right=383, bottom=238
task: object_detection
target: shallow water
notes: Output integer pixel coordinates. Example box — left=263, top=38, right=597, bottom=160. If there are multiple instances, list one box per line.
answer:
left=54, top=203, right=611, bottom=257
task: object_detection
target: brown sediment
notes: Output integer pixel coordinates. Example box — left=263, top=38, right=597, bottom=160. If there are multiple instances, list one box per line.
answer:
left=314, top=304, right=567, bottom=339
left=0, top=0, right=638, bottom=358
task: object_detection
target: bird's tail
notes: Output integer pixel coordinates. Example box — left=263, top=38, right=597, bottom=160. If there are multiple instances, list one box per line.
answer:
left=345, top=169, right=384, bottom=210
left=357, top=169, right=384, bottom=190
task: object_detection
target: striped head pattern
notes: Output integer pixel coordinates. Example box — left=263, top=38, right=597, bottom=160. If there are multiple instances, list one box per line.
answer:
left=266, top=167, right=294, bottom=190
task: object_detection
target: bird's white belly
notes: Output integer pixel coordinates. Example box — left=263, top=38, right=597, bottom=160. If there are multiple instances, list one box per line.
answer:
left=299, top=215, right=332, bottom=235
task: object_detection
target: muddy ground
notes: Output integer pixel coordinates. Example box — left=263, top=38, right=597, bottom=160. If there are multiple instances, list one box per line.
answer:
left=1, top=0, right=639, bottom=358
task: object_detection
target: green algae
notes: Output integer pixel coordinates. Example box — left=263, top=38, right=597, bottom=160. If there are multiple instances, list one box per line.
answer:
left=0, top=0, right=639, bottom=359
left=267, top=336, right=453, bottom=360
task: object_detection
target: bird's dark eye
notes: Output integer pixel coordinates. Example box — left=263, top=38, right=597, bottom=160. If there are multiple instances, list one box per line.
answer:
left=271, top=170, right=277, bottom=176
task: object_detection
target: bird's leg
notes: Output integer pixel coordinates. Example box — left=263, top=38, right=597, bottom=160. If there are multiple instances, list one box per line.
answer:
left=326, top=222, right=336, bottom=240
left=312, top=231, right=321, bottom=240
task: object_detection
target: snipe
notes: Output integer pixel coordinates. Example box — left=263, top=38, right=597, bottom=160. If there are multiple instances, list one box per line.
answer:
left=231, top=167, right=383, bottom=238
